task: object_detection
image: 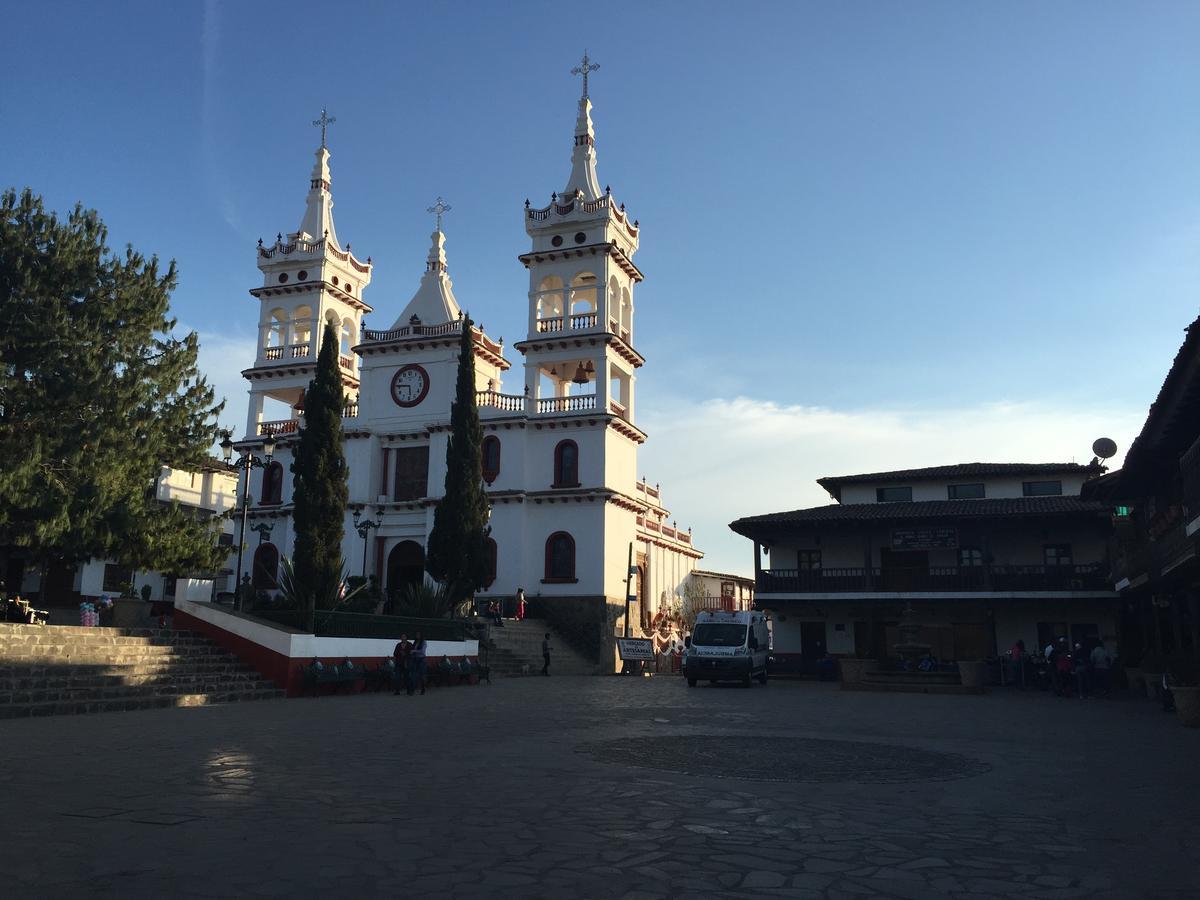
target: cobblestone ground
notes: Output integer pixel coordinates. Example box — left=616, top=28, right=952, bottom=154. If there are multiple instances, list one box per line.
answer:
left=1, top=677, right=1197, bottom=899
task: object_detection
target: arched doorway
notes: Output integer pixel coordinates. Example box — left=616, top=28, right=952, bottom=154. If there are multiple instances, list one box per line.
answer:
left=386, top=540, right=425, bottom=606
left=252, top=543, right=279, bottom=590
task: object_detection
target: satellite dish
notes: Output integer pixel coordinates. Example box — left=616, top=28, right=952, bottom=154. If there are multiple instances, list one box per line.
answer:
left=1092, top=437, right=1118, bottom=460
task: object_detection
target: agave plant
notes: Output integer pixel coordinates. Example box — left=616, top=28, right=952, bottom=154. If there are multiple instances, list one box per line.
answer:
left=395, top=580, right=455, bottom=619
left=277, top=556, right=368, bottom=632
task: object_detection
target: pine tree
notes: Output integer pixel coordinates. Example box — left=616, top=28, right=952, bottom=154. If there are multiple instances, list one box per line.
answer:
left=0, top=188, right=226, bottom=577
left=290, top=321, right=348, bottom=628
left=426, top=315, right=491, bottom=610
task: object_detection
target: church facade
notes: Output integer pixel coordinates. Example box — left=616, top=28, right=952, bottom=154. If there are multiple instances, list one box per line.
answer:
left=233, top=73, right=703, bottom=653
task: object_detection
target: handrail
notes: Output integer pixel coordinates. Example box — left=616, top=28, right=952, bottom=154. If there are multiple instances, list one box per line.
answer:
left=476, top=390, right=527, bottom=412
left=258, top=420, right=298, bottom=436
left=362, top=321, right=463, bottom=342
left=536, top=394, right=596, bottom=414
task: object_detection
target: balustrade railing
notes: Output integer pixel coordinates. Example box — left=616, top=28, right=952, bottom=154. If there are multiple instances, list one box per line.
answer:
left=609, top=400, right=627, bottom=420
left=343, top=403, right=358, bottom=418
left=536, top=317, right=564, bottom=333
left=339, top=355, right=356, bottom=371
left=693, top=595, right=738, bottom=612
left=362, top=321, right=462, bottom=342
left=535, top=394, right=596, bottom=414
left=263, top=346, right=283, bottom=360
left=636, top=481, right=660, bottom=500
left=258, top=419, right=299, bottom=436
left=569, top=312, right=597, bottom=329
left=290, top=343, right=310, bottom=358
left=476, top=390, right=527, bottom=413
left=757, top=563, right=1112, bottom=594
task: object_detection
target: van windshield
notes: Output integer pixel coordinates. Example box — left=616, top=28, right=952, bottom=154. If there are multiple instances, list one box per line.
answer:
left=692, top=623, right=747, bottom=647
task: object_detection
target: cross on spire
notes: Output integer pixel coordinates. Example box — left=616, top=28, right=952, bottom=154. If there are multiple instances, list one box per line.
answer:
left=427, top=197, right=451, bottom=232
left=571, top=50, right=600, bottom=100
left=312, top=107, right=336, bottom=148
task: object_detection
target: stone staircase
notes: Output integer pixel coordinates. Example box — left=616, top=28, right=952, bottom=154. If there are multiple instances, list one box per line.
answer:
left=0, top=623, right=285, bottom=719
left=484, top=618, right=599, bottom=676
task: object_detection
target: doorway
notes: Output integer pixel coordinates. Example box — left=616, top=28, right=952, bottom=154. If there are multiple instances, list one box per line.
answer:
left=880, top=549, right=928, bottom=591
left=386, top=541, right=426, bottom=603
left=800, top=621, right=827, bottom=675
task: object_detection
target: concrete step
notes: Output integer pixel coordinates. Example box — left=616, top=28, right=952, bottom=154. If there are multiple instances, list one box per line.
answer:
left=0, top=686, right=286, bottom=719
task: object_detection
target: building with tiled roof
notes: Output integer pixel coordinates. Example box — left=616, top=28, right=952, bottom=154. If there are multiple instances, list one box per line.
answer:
left=729, top=462, right=1119, bottom=676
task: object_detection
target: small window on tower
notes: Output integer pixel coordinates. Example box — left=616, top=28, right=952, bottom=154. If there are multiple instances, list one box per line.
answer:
left=278, top=273, right=288, bottom=284
left=332, top=276, right=339, bottom=286
left=574, top=232, right=586, bottom=244
left=551, top=235, right=564, bottom=247
left=298, top=270, right=308, bottom=281
left=344, top=283, right=352, bottom=294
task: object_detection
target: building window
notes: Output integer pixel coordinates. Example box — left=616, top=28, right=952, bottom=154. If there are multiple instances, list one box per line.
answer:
left=1044, top=544, right=1073, bottom=567
left=163, top=575, right=178, bottom=598
left=1023, top=480, right=1062, bottom=497
left=544, top=532, right=576, bottom=581
left=876, top=486, right=912, bottom=502
left=948, top=483, right=985, bottom=500
left=553, top=440, right=579, bottom=487
left=484, top=538, right=498, bottom=587
left=260, top=461, right=284, bottom=505
left=252, top=543, right=280, bottom=590
left=394, top=446, right=430, bottom=501
left=797, top=550, right=822, bottom=571
left=481, top=436, right=501, bottom=484
left=959, top=547, right=984, bottom=567
left=102, top=564, right=133, bottom=594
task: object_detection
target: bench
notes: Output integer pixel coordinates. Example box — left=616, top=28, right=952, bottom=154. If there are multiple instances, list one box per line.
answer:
left=302, top=659, right=366, bottom=695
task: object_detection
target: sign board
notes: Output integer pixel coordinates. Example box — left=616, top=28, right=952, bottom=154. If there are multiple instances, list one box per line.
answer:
left=617, top=638, right=655, bottom=661
left=891, top=527, right=958, bottom=550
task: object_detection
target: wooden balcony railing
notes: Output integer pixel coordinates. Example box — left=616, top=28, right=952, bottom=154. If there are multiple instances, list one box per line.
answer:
left=692, top=595, right=739, bottom=612
left=758, top=563, right=1112, bottom=594
left=536, top=394, right=596, bottom=414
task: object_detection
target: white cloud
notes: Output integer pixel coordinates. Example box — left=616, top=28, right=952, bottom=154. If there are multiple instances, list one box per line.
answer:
left=637, top=396, right=1144, bottom=577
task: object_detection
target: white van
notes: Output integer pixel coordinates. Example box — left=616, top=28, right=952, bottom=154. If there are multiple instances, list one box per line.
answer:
left=683, top=610, right=770, bottom=687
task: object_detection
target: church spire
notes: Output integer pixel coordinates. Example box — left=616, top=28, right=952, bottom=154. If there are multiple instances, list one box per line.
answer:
left=563, top=51, right=602, bottom=202
left=296, top=108, right=339, bottom=246
left=389, top=201, right=461, bottom=329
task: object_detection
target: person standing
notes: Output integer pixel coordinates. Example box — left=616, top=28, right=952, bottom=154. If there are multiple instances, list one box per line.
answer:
left=409, top=631, right=427, bottom=696
left=393, top=633, right=411, bottom=695
left=516, top=588, right=526, bottom=621
left=1072, top=642, right=1090, bottom=699
left=542, top=632, right=551, bottom=676
left=1090, top=641, right=1112, bottom=697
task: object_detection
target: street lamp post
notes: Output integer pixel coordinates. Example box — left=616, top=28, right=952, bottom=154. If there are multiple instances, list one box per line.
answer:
left=220, top=432, right=277, bottom=611
left=353, top=507, right=384, bottom=578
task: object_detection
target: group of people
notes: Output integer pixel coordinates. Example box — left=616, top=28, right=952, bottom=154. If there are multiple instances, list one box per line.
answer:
left=1009, top=637, right=1114, bottom=698
left=483, top=589, right=527, bottom=627
left=391, top=632, right=428, bottom=696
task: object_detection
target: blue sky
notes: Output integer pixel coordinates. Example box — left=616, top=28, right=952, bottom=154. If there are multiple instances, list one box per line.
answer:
left=3, top=1, right=1198, bottom=573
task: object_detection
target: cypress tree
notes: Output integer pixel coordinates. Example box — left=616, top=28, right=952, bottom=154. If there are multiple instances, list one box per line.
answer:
left=0, top=188, right=226, bottom=577
left=290, top=321, right=348, bottom=627
left=426, top=315, right=490, bottom=609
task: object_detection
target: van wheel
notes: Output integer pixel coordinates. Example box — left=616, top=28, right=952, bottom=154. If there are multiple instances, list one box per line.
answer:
left=686, top=678, right=696, bottom=687
left=758, top=670, right=768, bottom=685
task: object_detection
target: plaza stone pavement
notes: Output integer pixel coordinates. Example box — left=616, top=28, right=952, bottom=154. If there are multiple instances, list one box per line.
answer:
left=1, top=679, right=1198, bottom=900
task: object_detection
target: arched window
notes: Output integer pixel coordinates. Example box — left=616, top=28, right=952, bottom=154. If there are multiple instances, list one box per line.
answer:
left=260, top=461, right=284, bottom=505
left=553, top=440, right=579, bottom=488
left=252, top=543, right=280, bottom=590
left=341, top=317, right=354, bottom=355
left=292, top=306, right=313, bottom=348
left=620, top=287, right=632, bottom=339
left=267, top=308, right=287, bottom=347
left=544, top=532, right=576, bottom=581
left=569, top=271, right=597, bottom=315
left=485, top=538, right=497, bottom=588
left=481, top=436, right=501, bottom=484
left=536, top=275, right=564, bottom=321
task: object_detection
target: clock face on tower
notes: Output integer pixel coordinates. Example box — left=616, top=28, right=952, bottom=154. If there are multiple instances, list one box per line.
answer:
left=390, top=364, right=430, bottom=408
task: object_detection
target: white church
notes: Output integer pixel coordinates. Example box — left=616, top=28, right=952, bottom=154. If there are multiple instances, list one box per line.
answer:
left=233, top=64, right=704, bottom=649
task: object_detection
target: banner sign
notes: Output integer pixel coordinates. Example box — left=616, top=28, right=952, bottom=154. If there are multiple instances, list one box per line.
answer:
left=891, top=527, right=958, bottom=550
left=617, top=638, right=656, bottom=661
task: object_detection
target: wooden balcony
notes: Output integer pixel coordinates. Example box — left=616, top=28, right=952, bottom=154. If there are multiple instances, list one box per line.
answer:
left=757, top=563, right=1113, bottom=595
